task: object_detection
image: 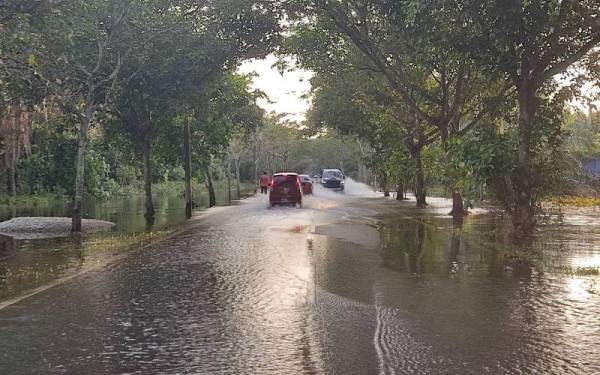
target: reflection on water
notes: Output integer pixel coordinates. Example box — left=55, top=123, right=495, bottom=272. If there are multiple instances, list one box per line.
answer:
left=0, top=191, right=598, bottom=373
left=0, top=188, right=242, bottom=302
left=0, top=188, right=237, bottom=233
left=311, top=208, right=600, bottom=374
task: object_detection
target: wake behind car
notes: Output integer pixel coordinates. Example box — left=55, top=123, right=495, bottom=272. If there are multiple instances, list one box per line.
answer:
left=269, top=172, right=303, bottom=207
left=321, top=169, right=345, bottom=191
left=299, top=174, right=313, bottom=195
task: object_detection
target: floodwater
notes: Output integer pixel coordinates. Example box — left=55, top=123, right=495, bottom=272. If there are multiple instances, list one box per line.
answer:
left=0, top=180, right=599, bottom=374
left=0, top=188, right=246, bottom=301
left=0, top=187, right=242, bottom=232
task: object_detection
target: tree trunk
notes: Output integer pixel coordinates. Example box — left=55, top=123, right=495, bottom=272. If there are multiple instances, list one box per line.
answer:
left=415, top=148, right=426, bottom=208
left=381, top=172, right=390, bottom=197
left=441, top=129, right=466, bottom=217
left=253, top=143, right=258, bottom=194
left=5, top=104, right=19, bottom=197
left=72, top=107, right=92, bottom=233
left=183, top=122, right=192, bottom=219
left=14, top=167, right=19, bottom=194
left=227, top=154, right=232, bottom=204
left=142, top=138, right=155, bottom=222
left=396, top=180, right=404, bottom=200
left=205, top=164, right=216, bottom=207
left=71, top=122, right=90, bottom=233
left=7, top=167, right=16, bottom=197
left=234, top=158, right=241, bottom=199
left=451, top=190, right=465, bottom=217
left=267, top=150, right=273, bottom=177
left=513, top=85, right=537, bottom=234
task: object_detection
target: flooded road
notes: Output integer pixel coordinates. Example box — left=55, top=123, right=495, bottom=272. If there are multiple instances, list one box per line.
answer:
left=0, top=181, right=599, bottom=374
left=0, top=187, right=250, bottom=301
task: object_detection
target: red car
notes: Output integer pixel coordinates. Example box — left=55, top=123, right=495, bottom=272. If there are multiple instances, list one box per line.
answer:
left=299, top=174, right=313, bottom=195
left=269, top=172, right=303, bottom=207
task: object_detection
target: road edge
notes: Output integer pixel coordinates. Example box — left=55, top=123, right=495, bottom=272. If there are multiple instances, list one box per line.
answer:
left=0, top=203, right=240, bottom=311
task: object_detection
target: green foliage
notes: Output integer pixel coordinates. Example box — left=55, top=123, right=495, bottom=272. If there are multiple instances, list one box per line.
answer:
left=565, top=109, right=600, bottom=159
left=19, top=118, right=121, bottom=197
left=285, top=0, right=600, bottom=223
left=85, top=146, right=119, bottom=198
left=3, top=0, right=600, bottom=234
left=455, top=125, right=514, bottom=186
left=1, top=0, right=281, bottom=204
left=19, top=118, right=77, bottom=195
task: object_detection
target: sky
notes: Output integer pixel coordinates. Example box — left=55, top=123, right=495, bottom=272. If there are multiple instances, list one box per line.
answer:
left=238, top=57, right=599, bottom=123
left=238, top=55, right=313, bottom=123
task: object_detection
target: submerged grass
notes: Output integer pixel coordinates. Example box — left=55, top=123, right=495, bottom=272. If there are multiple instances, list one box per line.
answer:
left=556, top=265, right=600, bottom=276
left=0, top=193, right=68, bottom=207
left=499, top=245, right=600, bottom=277
left=452, top=221, right=600, bottom=280
left=550, top=196, right=600, bottom=207
left=0, top=179, right=257, bottom=207
left=81, top=227, right=181, bottom=254
left=0, top=227, right=182, bottom=302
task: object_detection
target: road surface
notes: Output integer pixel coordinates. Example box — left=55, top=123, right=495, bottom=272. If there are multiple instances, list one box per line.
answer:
left=0, top=181, right=599, bottom=374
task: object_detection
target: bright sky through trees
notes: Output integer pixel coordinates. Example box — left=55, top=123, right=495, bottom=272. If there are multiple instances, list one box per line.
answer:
left=239, top=55, right=312, bottom=122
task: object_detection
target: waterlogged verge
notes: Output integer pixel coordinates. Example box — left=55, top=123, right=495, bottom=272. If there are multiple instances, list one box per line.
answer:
left=0, top=227, right=179, bottom=303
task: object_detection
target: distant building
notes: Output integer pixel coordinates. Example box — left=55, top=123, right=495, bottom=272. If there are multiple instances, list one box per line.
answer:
left=582, top=158, right=600, bottom=176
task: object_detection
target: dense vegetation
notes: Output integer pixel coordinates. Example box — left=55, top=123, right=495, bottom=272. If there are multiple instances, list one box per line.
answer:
left=283, top=0, right=600, bottom=233
left=1, top=0, right=284, bottom=230
left=1, top=1, right=600, bottom=235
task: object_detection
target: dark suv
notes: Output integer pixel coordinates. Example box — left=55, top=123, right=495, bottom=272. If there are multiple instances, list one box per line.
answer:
left=269, top=172, right=303, bottom=207
left=321, top=169, right=345, bottom=191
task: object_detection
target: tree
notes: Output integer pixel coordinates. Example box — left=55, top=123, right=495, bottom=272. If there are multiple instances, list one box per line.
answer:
left=190, top=74, right=265, bottom=205
left=0, top=0, right=49, bottom=26
left=158, top=0, right=281, bottom=217
left=0, top=0, right=49, bottom=195
left=109, top=3, right=203, bottom=222
left=229, top=134, right=245, bottom=199
left=0, top=103, right=32, bottom=195
left=305, top=64, right=437, bottom=205
left=25, top=0, right=129, bottom=232
left=463, top=0, right=600, bottom=233
left=91, top=0, right=279, bottom=221
left=285, top=0, right=505, bottom=217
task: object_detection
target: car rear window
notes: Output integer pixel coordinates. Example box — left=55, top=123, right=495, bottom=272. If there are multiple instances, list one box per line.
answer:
left=301, top=176, right=311, bottom=182
left=323, top=170, right=342, bottom=179
left=273, top=175, right=297, bottom=184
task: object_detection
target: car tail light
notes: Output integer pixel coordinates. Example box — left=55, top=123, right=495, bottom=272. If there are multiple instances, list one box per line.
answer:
left=296, top=176, right=301, bottom=187
left=271, top=178, right=276, bottom=189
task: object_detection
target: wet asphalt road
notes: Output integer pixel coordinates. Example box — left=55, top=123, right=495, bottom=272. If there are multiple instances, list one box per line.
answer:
left=0, top=182, right=599, bottom=374
left=0, top=185, right=381, bottom=374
